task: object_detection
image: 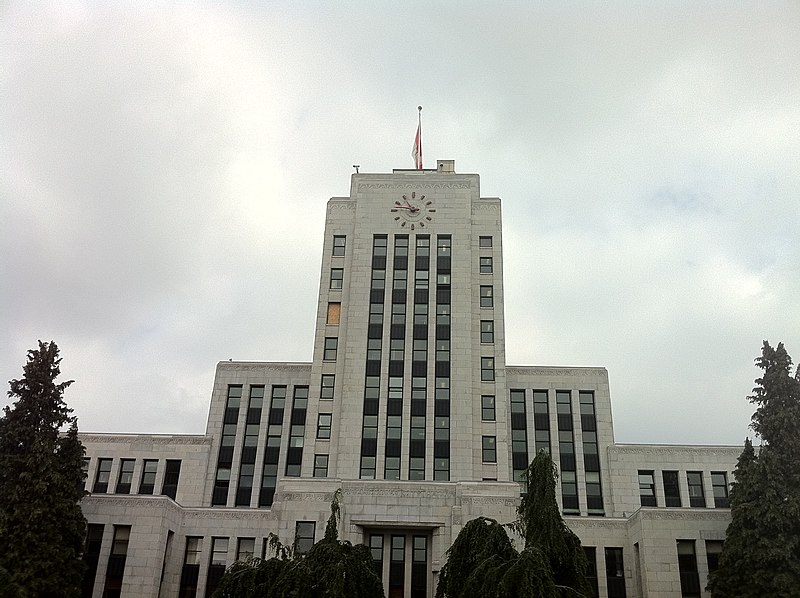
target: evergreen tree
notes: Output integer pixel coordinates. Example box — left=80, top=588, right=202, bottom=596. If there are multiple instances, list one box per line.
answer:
left=517, top=451, right=590, bottom=595
left=0, top=341, right=87, bottom=597
left=707, top=341, right=800, bottom=597
left=213, top=489, right=384, bottom=598
left=436, top=450, right=590, bottom=598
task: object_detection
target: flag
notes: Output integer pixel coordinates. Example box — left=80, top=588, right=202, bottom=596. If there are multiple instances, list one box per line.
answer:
left=412, top=122, right=422, bottom=169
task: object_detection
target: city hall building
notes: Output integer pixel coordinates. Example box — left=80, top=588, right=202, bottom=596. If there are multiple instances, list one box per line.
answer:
left=79, top=161, right=740, bottom=598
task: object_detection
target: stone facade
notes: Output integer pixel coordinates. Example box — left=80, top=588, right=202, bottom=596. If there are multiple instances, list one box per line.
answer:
left=80, top=162, right=740, bottom=598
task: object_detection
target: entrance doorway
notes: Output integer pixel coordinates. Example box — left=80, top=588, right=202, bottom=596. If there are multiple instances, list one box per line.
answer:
left=367, top=531, right=430, bottom=598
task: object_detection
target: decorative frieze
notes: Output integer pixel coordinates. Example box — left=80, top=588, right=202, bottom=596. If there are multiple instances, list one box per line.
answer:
left=217, top=362, right=311, bottom=373
left=356, top=182, right=471, bottom=192
left=278, top=493, right=335, bottom=503
left=609, top=446, right=740, bottom=459
left=343, top=486, right=455, bottom=500
left=328, top=201, right=355, bottom=211
left=80, top=434, right=208, bottom=445
left=505, top=367, right=607, bottom=377
left=461, top=497, right=518, bottom=507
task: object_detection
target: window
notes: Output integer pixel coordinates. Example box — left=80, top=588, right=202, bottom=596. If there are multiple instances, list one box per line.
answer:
left=479, top=285, right=493, bottom=307
left=93, top=458, right=112, bottom=493
left=237, top=538, right=255, bottom=562
left=82, top=458, right=90, bottom=490
left=369, top=534, right=383, bottom=578
left=184, top=537, right=202, bottom=566
left=533, top=390, right=550, bottom=454
left=435, top=339, right=450, bottom=362
left=436, top=304, right=450, bottom=326
left=583, top=547, right=599, bottom=597
left=326, top=302, right=341, bottom=325
left=393, top=269, right=408, bottom=290
left=411, top=536, right=427, bottom=595
left=638, top=470, right=656, bottom=507
left=711, top=472, right=729, bottom=508
left=284, top=387, right=308, bottom=477
left=214, top=385, right=241, bottom=506
left=139, top=459, right=158, bottom=494
left=236, top=394, right=261, bottom=506
left=482, top=436, right=497, bottom=463
left=111, top=526, right=131, bottom=556
left=561, top=470, right=579, bottom=513
left=367, top=338, right=381, bottom=361
left=83, top=524, right=104, bottom=596
left=409, top=456, right=425, bottom=481
left=663, top=470, right=681, bottom=507
left=481, top=357, right=495, bottom=382
left=687, top=472, right=705, bottom=507
left=373, top=235, right=388, bottom=256
left=390, top=535, right=406, bottom=596
left=705, top=540, right=723, bottom=574
left=332, top=235, right=346, bottom=256
left=394, top=234, right=409, bottom=257
left=317, top=413, right=332, bottom=439
left=585, top=471, right=604, bottom=514
left=676, top=540, right=700, bottom=597
left=330, top=268, right=344, bottom=289
left=480, top=256, right=493, bottom=273
left=412, top=339, right=427, bottom=361
left=414, top=269, right=429, bottom=289
left=295, top=522, right=315, bottom=555
left=481, top=395, right=496, bottom=421
left=115, top=459, right=135, bottom=494
left=314, top=454, right=329, bottom=477
left=210, top=538, right=228, bottom=566
left=479, top=235, right=492, bottom=248
left=104, top=525, right=131, bottom=596
left=323, top=337, right=338, bottom=361
left=480, top=320, right=494, bottom=343
left=321, top=374, right=335, bottom=400
left=180, top=536, right=202, bottom=598
left=391, top=303, right=406, bottom=326
left=390, top=339, right=405, bottom=361
left=162, top=459, right=181, bottom=500
left=413, top=303, right=428, bottom=327
left=509, top=389, right=528, bottom=482
left=371, top=269, right=385, bottom=290
left=207, top=538, right=229, bottom=596
left=605, top=547, right=626, bottom=598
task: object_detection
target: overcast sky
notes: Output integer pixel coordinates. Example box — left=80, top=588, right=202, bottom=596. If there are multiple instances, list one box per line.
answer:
left=2, top=2, right=798, bottom=445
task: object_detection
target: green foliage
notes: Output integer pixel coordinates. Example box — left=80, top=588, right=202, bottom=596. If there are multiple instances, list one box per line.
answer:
left=518, top=451, right=590, bottom=594
left=436, top=451, right=589, bottom=598
left=435, top=517, right=520, bottom=598
left=211, top=557, right=288, bottom=597
left=213, top=489, right=384, bottom=598
left=0, top=341, right=87, bottom=597
left=707, top=341, right=800, bottom=597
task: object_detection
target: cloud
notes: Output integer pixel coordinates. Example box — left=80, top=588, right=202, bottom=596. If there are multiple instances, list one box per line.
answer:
left=1, top=2, right=798, bottom=446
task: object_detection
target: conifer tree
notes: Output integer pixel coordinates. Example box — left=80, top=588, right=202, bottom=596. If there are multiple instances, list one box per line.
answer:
left=0, top=341, right=87, bottom=597
left=517, top=452, right=590, bottom=596
left=707, top=341, right=800, bottom=597
left=213, top=489, right=384, bottom=598
left=436, top=450, right=589, bottom=598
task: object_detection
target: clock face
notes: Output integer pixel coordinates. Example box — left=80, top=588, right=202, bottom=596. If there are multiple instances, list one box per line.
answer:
left=390, top=191, right=435, bottom=230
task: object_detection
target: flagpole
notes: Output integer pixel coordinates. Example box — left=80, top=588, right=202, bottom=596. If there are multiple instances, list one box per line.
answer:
left=412, top=106, right=423, bottom=169
left=418, top=106, right=423, bottom=169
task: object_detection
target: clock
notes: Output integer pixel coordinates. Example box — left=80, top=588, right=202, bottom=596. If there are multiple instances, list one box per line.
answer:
left=390, top=191, right=435, bottom=230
